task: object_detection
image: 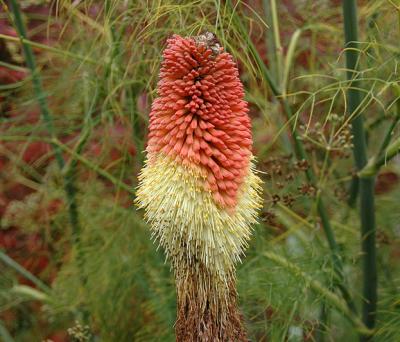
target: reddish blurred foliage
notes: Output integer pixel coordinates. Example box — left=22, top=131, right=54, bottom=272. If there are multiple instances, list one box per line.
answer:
left=137, top=91, right=149, bottom=113
left=375, top=170, right=400, bottom=195
left=0, top=228, right=50, bottom=284
left=107, top=121, right=137, bottom=160
left=45, top=331, right=69, bottom=342
left=85, top=119, right=136, bottom=163
left=5, top=107, right=41, bottom=123
left=0, top=18, right=17, bottom=37
left=0, top=66, right=26, bottom=84
left=0, top=155, right=7, bottom=170
left=22, top=141, right=53, bottom=164
left=4, top=182, right=35, bottom=201
left=0, top=194, right=7, bottom=216
left=0, top=227, right=18, bottom=250
left=238, top=0, right=344, bottom=81
left=0, top=4, right=69, bottom=338
left=47, top=198, right=63, bottom=216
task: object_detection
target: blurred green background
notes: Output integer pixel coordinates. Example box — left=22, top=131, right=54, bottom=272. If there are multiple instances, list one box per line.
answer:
left=1, top=0, right=400, bottom=341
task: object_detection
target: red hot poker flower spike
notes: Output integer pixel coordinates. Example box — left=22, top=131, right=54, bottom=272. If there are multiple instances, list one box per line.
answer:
left=147, top=33, right=253, bottom=208
left=136, top=33, right=262, bottom=341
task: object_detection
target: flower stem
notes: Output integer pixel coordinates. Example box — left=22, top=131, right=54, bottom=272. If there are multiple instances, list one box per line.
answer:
left=342, top=1, right=377, bottom=338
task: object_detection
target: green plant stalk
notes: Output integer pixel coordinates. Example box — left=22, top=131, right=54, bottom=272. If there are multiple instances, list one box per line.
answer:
left=282, top=28, right=302, bottom=95
left=0, top=60, right=28, bottom=72
left=348, top=8, right=386, bottom=209
left=347, top=174, right=359, bottom=208
left=376, top=135, right=400, bottom=166
left=351, top=98, right=400, bottom=205
left=359, top=136, right=400, bottom=177
left=0, top=135, right=137, bottom=194
left=377, top=100, right=400, bottom=157
left=0, top=250, right=50, bottom=293
left=261, top=0, right=292, bottom=155
left=262, top=0, right=277, bottom=81
left=8, top=0, right=84, bottom=269
left=316, top=299, right=329, bottom=342
left=229, top=5, right=356, bottom=313
left=0, top=320, right=14, bottom=342
left=268, top=0, right=284, bottom=84
left=342, top=0, right=377, bottom=337
left=0, top=33, right=97, bottom=64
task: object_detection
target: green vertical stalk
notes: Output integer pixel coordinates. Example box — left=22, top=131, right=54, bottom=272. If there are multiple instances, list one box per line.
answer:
left=0, top=250, right=51, bottom=293
left=262, top=0, right=292, bottom=155
left=8, top=1, right=83, bottom=268
left=376, top=100, right=400, bottom=158
left=269, top=0, right=283, bottom=84
left=316, top=299, right=329, bottom=342
left=0, top=320, right=14, bottom=342
left=342, top=1, right=377, bottom=339
left=262, top=0, right=277, bottom=80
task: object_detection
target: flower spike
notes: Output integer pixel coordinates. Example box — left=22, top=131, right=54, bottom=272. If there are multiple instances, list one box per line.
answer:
left=135, top=33, right=262, bottom=341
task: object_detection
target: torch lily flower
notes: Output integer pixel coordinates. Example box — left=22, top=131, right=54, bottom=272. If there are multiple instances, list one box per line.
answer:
left=135, top=32, right=262, bottom=341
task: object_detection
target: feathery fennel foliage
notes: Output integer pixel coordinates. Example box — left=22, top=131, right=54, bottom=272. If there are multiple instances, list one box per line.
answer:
left=0, top=0, right=399, bottom=341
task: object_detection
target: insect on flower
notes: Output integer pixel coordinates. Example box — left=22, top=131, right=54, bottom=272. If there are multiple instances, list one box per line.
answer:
left=135, top=32, right=262, bottom=341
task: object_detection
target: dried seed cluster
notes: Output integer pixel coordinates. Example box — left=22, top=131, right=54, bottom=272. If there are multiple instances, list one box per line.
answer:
left=299, top=116, right=354, bottom=157
left=67, top=321, right=91, bottom=342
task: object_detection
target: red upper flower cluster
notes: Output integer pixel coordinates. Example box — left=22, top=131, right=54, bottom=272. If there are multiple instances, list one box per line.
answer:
left=147, top=34, right=253, bottom=207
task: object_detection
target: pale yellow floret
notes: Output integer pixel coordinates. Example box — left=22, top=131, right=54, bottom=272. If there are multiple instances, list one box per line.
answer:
left=135, top=152, right=263, bottom=286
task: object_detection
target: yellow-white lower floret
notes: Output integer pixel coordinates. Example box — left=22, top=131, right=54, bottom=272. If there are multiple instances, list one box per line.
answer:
left=135, top=153, right=263, bottom=284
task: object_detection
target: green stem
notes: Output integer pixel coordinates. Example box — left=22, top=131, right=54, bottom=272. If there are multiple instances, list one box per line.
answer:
left=0, top=320, right=15, bottom=342
left=359, top=177, right=377, bottom=339
left=376, top=136, right=400, bottom=167
left=359, top=136, right=400, bottom=177
left=342, top=1, right=377, bottom=338
left=347, top=175, right=359, bottom=208
left=268, top=0, right=283, bottom=84
left=351, top=99, right=400, bottom=205
left=262, top=0, right=278, bottom=81
left=316, top=300, right=329, bottom=342
left=8, top=0, right=84, bottom=271
left=0, top=33, right=97, bottom=64
left=0, top=135, right=137, bottom=194
left=377, top=100, right=400, bottom=158
left=0, top=250, right=50, bottom=293
left=229, top=2, right=356, bottom=314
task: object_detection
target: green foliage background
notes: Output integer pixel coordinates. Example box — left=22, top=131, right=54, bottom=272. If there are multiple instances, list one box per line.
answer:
left=1, top=0, right=400, bottom=341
